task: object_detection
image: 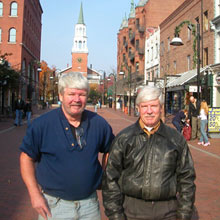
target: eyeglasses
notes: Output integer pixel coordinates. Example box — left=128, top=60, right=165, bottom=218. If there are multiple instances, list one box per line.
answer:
left=75, top=127, right=86, bottom=150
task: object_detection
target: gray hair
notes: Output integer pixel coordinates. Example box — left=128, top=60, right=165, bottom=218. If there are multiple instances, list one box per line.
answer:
left=136, top=85, right=164, bottom=106
left=58, top=72, right=89, bottom=94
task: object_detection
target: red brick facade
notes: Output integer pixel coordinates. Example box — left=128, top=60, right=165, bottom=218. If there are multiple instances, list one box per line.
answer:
left=117, top=0, right=185, bottom=82
left=160, top=0, right=214, bottom=77
left=0, top=0, right=43, bottom=102
left=71, top=52, right=88, bottom=77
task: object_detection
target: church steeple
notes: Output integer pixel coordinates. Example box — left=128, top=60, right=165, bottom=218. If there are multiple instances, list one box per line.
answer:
left=77, top=2, right=85, bottom=24
left=71, top=2, right=88, bottom=76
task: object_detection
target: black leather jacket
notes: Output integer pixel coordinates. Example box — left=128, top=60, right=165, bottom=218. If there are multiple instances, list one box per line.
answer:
left=102, top=120, right=196, bottom=220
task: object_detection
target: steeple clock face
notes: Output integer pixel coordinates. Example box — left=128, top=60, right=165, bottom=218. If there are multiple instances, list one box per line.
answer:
left=77, top=57, right=82, bottom=63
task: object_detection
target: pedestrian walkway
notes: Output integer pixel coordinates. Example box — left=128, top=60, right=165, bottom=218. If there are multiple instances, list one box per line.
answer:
left=0, top=106, right=220, bottom=220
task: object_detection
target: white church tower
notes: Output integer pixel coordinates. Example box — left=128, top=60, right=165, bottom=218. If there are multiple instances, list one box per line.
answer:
left=71, top=2, right=88, bottom=76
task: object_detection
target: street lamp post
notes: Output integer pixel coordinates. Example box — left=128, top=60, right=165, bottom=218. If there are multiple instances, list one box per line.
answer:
left=108, top=73, right=117, bottom=110
left=170, top=21, right=201, bottom=100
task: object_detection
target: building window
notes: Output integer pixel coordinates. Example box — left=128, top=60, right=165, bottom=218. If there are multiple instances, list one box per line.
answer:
left=147, top=50, right=150, bottom=63
left=129, top=28, right=132, bottom=38
left=10, top=2, right=18, bottom=16
left=204, top=47, right=208, bottom=66
left=155, top=68, right=159, bottom=78
left=123, top=36, right=126, bottom=45
left=203, top=11, right=209, bottom=31
left=174, top=61, right=177, bottom=73
left=161, top=41, right=164, bottom=56
left=187, top=27, right=191, bottom=40
left=151, top=47, right=153, bottom=61
left=155, top=43, right=158, bottom=58
left=9, top=28, right=16, bottom=42
left=136, top=18, right=140, bottom=29
left=123, top=53, right=126, bottom=62
left=79, top=40, right=82, bottom=49
left=167, top=37, right=170, bottom=51
left=147, top=72, right=150, bottom=81
left=187, top=55, right=191, bottom=70
left=167, top=64, right=170, bottom=74
left=0, top=2, right=3, bottom=16
left=0, top=28, right=2, bottom=42
left=136, top=62, right=139, bottom=72
left=135, top=39, right=139, bottom=50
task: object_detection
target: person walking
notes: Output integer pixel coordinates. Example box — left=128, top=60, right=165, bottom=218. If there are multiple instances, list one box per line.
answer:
left=198, top=100, right=210, bottom=146
left=14, top=95, right=25, bottom=126
left=188, top=96, right=201, bottom=140
left=102, top=85, right=196, bottom=220
left=20, top=72, right=114, bottom=220
left=25, top=98, right=32, bottom=126
left=172, top=109, right=188, bottom=133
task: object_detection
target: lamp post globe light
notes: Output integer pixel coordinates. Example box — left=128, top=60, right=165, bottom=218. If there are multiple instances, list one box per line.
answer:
left=170, top=21, right=201, bottom=101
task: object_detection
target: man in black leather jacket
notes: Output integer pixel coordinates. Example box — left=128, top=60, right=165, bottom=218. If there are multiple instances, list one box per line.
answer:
left=102, top=86, right=196, bottom=220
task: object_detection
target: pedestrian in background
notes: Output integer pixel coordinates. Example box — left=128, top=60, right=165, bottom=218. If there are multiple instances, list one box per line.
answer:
left=25, top=98, right=32, bottom=126
left=102, top=85, right=196, bottom=220
left=93, top=98, right=98, bottom=112
left=14, top=95, right=25, bottom=126
left=188, top=95, right=201, bottom=140
left=172, top=109, right=188, bottom=133
left=198, top=100, right=210, bottom=146
left=20, top=72, right=114, bottom=220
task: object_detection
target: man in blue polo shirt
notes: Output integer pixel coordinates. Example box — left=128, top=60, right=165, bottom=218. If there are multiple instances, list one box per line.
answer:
left=20, top=72, right=114, bottom=220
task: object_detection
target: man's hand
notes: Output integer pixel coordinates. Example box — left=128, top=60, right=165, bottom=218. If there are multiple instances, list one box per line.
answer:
left=30, top=192, right=52, bottom=220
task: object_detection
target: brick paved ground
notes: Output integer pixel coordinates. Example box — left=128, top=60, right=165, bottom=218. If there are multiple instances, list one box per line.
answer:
left=0, top=106, right=219, bottom=220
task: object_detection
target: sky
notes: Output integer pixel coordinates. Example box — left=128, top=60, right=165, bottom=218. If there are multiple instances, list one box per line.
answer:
left=40, top=0, right=139, bottom=74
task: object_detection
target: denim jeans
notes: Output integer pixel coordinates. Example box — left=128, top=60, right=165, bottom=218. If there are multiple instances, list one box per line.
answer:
left=200, top=119, right=208, bottom=143
left=38, top=192, right=101, bottom=220
left=14, top=109, right=23, bottom=126
left=26, top=111, right=32, bottom=126
left=172, top=120, right=182, bottom=133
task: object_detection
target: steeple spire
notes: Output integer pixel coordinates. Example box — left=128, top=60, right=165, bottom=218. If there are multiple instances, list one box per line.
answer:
left=77, top=2, right=84, bottom=24
left=129, top=0, right=135, bottom=18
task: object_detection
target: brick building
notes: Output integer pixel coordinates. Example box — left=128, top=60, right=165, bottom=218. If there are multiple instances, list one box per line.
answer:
left=160, top=0, right=215, bottom=112
left=0, top=0, right=43, bottom=107
left=116, top=0, right=185, bottom=113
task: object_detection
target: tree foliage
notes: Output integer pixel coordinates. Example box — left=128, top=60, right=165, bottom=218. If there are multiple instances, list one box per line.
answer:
left=0, top=52, right=20, bottom=89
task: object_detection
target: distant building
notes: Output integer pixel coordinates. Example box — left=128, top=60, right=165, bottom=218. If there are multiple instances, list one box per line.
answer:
left=116, top=0, right=185, bottom=111
left=0, top=0, right=43, bottom=105
left=59, top=3, right=101, bottom=85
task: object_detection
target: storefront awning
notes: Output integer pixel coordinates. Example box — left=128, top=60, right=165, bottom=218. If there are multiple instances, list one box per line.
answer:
left=166, top=65, right=211, bottom=90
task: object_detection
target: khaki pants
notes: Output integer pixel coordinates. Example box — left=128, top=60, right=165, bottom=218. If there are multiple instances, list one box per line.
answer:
left=191, top=116, right=201, bottom=140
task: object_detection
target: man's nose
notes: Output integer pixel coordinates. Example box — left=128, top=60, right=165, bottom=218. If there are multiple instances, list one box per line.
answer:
left=73, top=94, right=80, bottom=102
left=146, top=106, right=152, bottom=113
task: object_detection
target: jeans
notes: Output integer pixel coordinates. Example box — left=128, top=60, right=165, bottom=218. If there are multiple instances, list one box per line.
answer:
left=14, top=109, right=23, bottom=126
left=26, top=111, right=32, bottom=126
left=38, top=192, right=101, bottom=220
left=172, top=120, right=182, bottom=133
left=200, top=119, right=208, bottom=143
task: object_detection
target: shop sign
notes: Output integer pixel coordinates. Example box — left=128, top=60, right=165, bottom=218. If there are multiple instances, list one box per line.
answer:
left=208, top=107, right=220, bottom=133
left=189, top=86, right=201, bottom=92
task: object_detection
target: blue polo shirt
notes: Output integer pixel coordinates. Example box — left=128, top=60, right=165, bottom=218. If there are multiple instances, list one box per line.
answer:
left=20, top=108, right=114, bottom=200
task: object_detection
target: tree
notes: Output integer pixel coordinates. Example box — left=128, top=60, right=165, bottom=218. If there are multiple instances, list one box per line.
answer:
left=0, top=53, right=20, bottom=90
left=88, top=84, right=101, bottom=103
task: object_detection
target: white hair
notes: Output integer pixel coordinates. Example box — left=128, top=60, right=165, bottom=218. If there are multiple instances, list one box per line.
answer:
left=58, top=72, right=89, bottom=94
left=136, top=85, right=164, bottom=106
